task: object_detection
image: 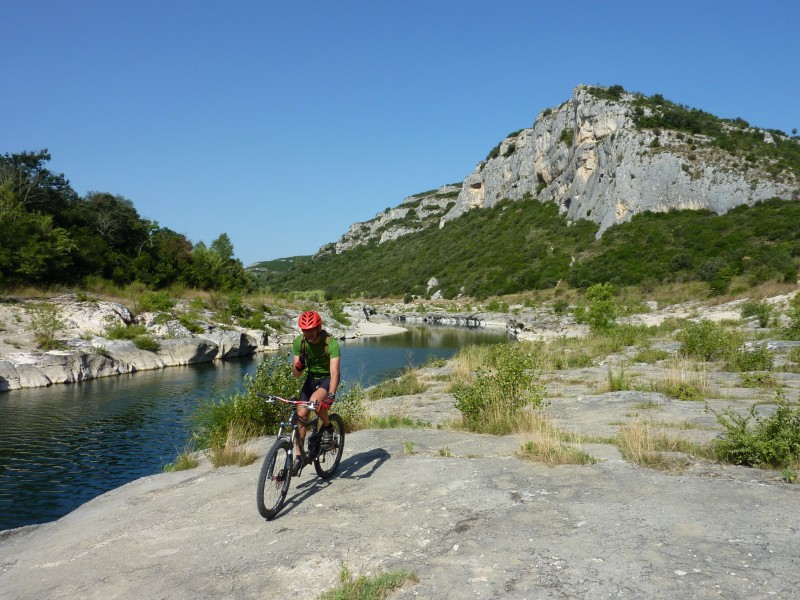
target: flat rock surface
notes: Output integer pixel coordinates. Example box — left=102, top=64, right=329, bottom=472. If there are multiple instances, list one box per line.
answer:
left=1, top=424, right=798, bottom=599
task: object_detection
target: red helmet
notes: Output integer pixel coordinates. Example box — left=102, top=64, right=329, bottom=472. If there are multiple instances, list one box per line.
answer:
left=298, top=310, right=322, bottom=329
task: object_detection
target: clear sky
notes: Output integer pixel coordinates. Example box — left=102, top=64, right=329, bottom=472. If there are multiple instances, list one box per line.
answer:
left=3, top=1, right=798, bottom=266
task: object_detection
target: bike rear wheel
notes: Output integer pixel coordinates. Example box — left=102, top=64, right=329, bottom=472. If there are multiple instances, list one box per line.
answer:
left=256, top=437, right=292, bottom=519
left=314, top=413, right=345, bottom=479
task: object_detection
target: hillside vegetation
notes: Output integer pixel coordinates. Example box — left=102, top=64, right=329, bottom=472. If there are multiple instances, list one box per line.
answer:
left=256, top=196, right=800, bottom=299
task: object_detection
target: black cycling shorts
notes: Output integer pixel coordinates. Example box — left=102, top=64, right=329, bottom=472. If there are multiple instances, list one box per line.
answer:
left=299, top=376, right=331, bottom=402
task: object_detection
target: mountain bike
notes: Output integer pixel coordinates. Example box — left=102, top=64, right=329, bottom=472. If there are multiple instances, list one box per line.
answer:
left=255, top=393, right=345, bottom=520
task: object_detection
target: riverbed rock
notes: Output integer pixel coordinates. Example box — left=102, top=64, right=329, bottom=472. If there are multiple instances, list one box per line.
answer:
left=156, top=338, right=220, bottom=365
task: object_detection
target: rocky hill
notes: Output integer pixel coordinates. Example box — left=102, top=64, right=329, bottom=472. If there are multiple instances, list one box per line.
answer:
left=322, top=85, right=798, bottom=255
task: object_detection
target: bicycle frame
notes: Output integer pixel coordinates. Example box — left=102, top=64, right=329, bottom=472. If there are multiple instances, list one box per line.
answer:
left=258, top=393, right=320, bottom=474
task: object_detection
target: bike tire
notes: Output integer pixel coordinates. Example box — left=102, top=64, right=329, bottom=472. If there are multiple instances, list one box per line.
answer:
left=314, top=413, right=345, bottom=479
left=256, top=437, right=292, bottom=519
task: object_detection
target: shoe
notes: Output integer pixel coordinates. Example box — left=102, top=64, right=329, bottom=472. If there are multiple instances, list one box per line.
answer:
left=320, top=425, right=334, bottom=449
left=291, top=456, right=302, bottom=475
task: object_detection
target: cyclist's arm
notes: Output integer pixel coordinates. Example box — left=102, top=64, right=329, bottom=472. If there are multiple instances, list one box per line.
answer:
left=328, top=356, right=340, bottom=396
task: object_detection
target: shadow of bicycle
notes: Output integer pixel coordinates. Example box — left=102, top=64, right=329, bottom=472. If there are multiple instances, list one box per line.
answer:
left=274, top=448, right=392, bottom=519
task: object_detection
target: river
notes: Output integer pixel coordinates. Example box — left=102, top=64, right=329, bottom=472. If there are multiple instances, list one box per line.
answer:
left=0, top=325, right=508, bottom=531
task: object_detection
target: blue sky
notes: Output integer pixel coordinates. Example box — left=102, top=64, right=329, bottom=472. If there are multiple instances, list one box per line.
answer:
left=3, top=1, right=798, bottom=266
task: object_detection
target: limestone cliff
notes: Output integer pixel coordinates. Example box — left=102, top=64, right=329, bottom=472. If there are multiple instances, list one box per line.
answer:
left=323, top=85, right=798, bottom=255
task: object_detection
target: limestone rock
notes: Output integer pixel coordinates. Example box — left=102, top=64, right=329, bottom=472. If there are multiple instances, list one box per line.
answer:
left=324, top=85, right=797, bottom=253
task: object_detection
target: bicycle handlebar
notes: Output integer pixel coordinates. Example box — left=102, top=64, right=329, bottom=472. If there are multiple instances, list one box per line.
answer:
left=256, top=392, right=316, bottom=409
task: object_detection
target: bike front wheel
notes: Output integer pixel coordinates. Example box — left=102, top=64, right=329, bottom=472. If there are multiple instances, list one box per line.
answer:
left=256, top=437, right=292, bottom=519
left=314, top=413, right=345, bottom=479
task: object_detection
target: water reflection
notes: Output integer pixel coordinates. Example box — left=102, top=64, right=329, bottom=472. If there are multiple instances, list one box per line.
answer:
left=0, top=325, right=507, bottom=530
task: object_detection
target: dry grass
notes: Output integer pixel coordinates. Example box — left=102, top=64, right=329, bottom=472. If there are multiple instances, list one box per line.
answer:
left=514, top=411, right=597, bottom=465
left=616, top=419, right=712, bottom=471
left=206, top=421, right=259, bottom=468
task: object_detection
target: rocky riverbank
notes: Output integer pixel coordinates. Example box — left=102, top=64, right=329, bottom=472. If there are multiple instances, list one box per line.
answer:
left=0, top=295, right=407, bottom=392
left=3, top=289, right=799, bottom=393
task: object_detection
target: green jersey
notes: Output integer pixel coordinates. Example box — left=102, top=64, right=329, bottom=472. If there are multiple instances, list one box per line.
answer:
left=293, top=330, right=341, bottom=378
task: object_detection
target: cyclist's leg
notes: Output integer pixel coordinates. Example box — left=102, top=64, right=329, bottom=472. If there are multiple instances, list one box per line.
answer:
left=309, top=385, right=331, bottom=428
left=296, top=377, right=317, bottom=455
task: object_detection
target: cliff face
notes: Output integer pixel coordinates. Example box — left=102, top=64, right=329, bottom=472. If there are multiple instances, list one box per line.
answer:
left=324, top=85, right=797, bottom=255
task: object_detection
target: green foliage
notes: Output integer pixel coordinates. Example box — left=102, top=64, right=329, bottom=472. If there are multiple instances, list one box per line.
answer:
left=740, top=372, right=779, bottom=389
left=725, top=343, right=773, bottom=372
left=0, top=150, right=253, bottom=291
left=784, top=294, right=800, bottom=340
left=132, top=335, right=160, bottom=352
left=584, top=282, right=618, bottom=332
left=586, top=84, right=626, bottom=101
left=28, top=302, right=65, bottom=350
left=677, top=320, right=743, bottom=362
left=567, top=199, right=800, bottom=290
left=191, top=356, right=300, bottom=451
left=327, top=300, right=352, bottom=325
left=740, top=300, right=772, bottom=327
left=163, top=451, right=199, bottom=472
left=453, top=343, right=545, bottom=434
left=332, top=383, right=367, bottom=433
left=714, top=399, right=800, bottom=469
left=319, top=564, right=418, bottom=600
left=260, top=198, right=597, bottom=299
left=631, top=93, right=800, bottom=179
left=105, top=323, right=148, bottom=340
left=559, top=128, right=575, bottom=146
left=137, top=290, right=175, bottom=312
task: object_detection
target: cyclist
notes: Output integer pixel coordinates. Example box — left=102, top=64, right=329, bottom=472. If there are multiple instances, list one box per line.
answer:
left=291, top=310, right=341, bottom=475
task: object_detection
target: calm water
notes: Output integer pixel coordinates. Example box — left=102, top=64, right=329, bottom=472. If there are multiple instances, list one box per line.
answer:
left=0, top=325, right=508, bottom=531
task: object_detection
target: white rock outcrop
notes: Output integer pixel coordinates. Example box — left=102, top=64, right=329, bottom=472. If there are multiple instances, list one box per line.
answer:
left=325, top=85, right=797, bottom=253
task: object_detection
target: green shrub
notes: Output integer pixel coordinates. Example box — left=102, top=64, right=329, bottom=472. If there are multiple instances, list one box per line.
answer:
left=677, top=320, right=743, bottom=361
left=714, top=399, right=800, bottom=469
left=28, top=302, right=65, bottom=350
left=105, top=323, right=148, bottom=340
left=740, top=300, right=772, bottom=327
left=453, top=344, right=545, bottom=434
left=584, top=282, right=618, bottom=332
left=332, top=382, right=367, bottom=432
left=191, top=356, right=300, bottom=451
left=327, top=300, right=352, bottom=326
left=138, top=290, right=175, bottom=312
left=238, top=310, right=266, bottom=330
left=740, top=372, right=779, bottom=389
left=177, top=312, right=204, bottom=333
left=784, top=294, right=800, bottom=340
left=726, top=344, right=773, bottom=372
left=133, top=335, right=160, bottom=352
left=633, top=348, right=671, bottom=363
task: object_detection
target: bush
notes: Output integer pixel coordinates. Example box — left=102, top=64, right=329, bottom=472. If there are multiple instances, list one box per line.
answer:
left=740, top=300, right=772, bottom=327
left=105, top=323, right=148, bottom=340
left=133, top=335, right=160, bottom=352
left=28, top=302, right=65, bottom=350
left=138, top=290, right=175, bottom=312
left=333, top=382, right=367, bottom=432
left=191, top=356, right=300, bottom=451
left=725, top=344, right=773, bottom=372
left=453, top=344, right=545, bottom=434
left=714, top=399, right=800, bottom=469
left=677, top=320, right=742, bottom=361
left=584, top=282, right=618, bottom=332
